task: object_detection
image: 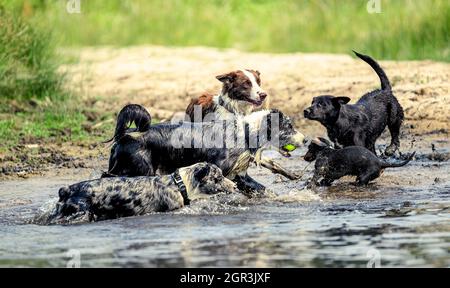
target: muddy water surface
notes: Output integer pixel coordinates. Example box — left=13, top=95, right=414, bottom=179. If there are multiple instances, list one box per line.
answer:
left=0, top=148, right=449, bottom=267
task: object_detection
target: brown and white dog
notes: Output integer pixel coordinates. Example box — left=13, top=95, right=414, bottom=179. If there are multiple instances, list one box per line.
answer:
left=185, top=69, right=300, bottom=180
left=186, top=69, right=268, bottom=121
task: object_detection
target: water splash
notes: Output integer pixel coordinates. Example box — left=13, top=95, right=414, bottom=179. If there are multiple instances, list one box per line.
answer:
left=272, top=187, right=322, bottom=203
left=30, top=197, right=59, bottom=225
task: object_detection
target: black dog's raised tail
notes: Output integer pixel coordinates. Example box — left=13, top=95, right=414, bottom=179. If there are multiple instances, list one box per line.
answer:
left=105, top=104, right=152, bottom=143
left=382, top=152, right=415, bottom=168
left=353, top=50, right=391, bottom=91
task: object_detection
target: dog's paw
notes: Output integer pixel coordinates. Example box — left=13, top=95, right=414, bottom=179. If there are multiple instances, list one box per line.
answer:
left=319, top=179, right=333, bottom=187
left=384, top=144, right=398, bottom=156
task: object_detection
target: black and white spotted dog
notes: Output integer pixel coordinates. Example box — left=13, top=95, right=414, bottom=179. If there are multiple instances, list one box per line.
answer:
left=105, top=104, right=306, bottom=194
left=48, top=163, right=238, bottom=223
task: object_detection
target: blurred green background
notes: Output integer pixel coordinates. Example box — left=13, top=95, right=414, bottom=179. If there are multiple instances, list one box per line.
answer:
left=2, top=0, right=449, bottom=60
left=0, top=0, right=448, bottom=152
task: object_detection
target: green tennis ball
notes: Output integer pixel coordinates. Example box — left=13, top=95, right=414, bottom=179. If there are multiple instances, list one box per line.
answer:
left=283, top=144, right=297, bottom=152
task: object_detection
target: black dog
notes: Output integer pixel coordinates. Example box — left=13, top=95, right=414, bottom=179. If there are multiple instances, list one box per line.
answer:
left=106, top=104, right=306, bottom=194
left=304, top=51, right=404, bottom=156
left=48, top=163, right=238, bottom=223
left=304, top=138, right=415, bottom=186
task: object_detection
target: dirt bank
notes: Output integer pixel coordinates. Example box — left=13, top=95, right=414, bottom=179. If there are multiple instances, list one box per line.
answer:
left=65, top=46, right=449, bottom=134
left=1, top=46, right=449, bottom=179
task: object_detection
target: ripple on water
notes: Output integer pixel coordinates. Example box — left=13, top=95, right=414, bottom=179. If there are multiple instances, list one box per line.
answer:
left=0, top=155, right=449, bottom=267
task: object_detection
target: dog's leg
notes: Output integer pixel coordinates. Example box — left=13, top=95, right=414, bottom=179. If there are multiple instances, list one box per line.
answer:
left=234, top=174, right=266, bottom=195
left=308, top=176, right=332, bottom=187
left=353, top=132, right=366, bottom=148
left=385, top=100, right=404, bottom=156
left=259, top=158, right=300, bottom=180
left=244, top=174, right=266, bottom=193
left=307, top=171, right=323, bottom=188
left=366, top=139, right=377, bottom=155
left=319, top=178, right=333, bottom=186
left=385, top=118, right=402, bottom=156
left=356, top=169, right=380, bottom=185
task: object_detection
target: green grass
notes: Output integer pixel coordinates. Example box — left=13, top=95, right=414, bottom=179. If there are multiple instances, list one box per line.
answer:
left=0, top=9, right=64, bottom=101
left=0, top=103, right=115, bottom=152
left=0, top=0, right=448, bottom=157
left=5, top=0, right=449, bottom=61
left=0, top=4, right=84, bottom=153
left=0, top=6, right=112, bottom=151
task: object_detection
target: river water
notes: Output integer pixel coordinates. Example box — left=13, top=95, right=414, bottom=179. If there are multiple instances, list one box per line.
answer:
left=0, top=150, right=449, bottom=267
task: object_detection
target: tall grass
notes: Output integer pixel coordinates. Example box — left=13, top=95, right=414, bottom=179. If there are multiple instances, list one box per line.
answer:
left=0, top=3, right=85, bottom=149
left=0, top=8, right=63, bottom=100
left=7, top=0, right=449, bottom=61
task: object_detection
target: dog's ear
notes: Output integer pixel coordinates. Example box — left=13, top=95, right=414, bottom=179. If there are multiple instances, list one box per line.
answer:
left=246, top=69, right=260, bottom=76
left=194, top=164, right=211, bottom=180
left=216, top=71, right=237, bottom=83
left=332, top=96, right=351, bottom=106
left=58, top=187, right=70, bottom=200
left=318, top=137, right=333, bottom=147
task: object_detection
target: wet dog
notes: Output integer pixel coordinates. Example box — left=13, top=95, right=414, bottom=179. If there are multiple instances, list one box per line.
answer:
left=304, top=51, right=404, bottom=156
left=304, top=138, right=415, bottom=186
left=185, top=70, right=298, bottom=180
left=106, top=104, right=306, bottom=194
left=48, top=163, right=238, bottom=223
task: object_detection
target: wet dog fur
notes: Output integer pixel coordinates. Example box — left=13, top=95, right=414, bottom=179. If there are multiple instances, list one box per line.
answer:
left=185, top=70, right=299, bottom=180
left=304, top=138, right=415, bottom=186
left=304, top=51, right=404, bottom=156
left=49, top=163, right=238, bottom=223
left=106, top=104, right=306, bottom=194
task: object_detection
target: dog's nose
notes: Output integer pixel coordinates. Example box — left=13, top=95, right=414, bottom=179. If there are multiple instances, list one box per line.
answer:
left=303, top=108, right=311, bottom=116
left=258, top=92, right=267, bottom=100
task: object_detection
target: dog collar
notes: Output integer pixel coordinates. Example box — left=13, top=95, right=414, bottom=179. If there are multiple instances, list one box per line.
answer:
left=172, top=170, right=190, bottom=205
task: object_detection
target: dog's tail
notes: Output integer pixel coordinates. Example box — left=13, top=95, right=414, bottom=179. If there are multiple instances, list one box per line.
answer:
left=381, top=152, right=415, bottom=168
left=105, top=104, right=152, bottom=143
left=353, top=50, right=391, bottom=91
